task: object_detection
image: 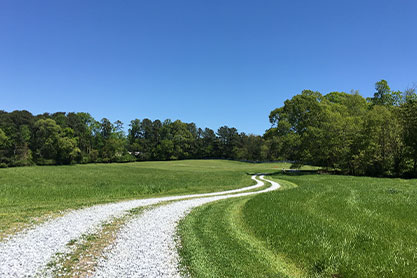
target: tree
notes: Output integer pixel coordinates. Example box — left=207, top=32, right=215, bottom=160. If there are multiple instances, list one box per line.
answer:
left=100, top=118, right=113, bottom=140
left=171, top=120, right=194, bottom=159
left=51, top=112, right=68, bottom=128
left=404, top=85, right=417, bottom=103
left=354, top=105, right=404, bottom=176
left=128, top=119, right=142, bottom=157
left=33, top=118, right=61, bottom=163
left=235, top=134, right=264, bottom=161
left=268, top=90, right=324, bottom=165
left=401, top=100, right=417, bottom=175
left=67, top=112, right=95, bottom=159
left=0, top=128, right=7, bottom=147
left=217, top=126, right=239, bottom=159
left=370, top=80, right=394, bottom=106
left=57, top=128, right=81, bottom=164
left=200, top=128, right=218, bottom=158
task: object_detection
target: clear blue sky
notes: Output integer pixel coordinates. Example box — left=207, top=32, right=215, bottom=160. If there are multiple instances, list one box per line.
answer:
left=1, top=0, right=416, bottom=135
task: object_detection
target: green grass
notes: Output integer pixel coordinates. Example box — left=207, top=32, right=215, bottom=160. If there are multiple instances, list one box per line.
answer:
left=179, top=174, right=417, bottom=278
left=0, top=160, right=310, bottom=237
left=178, top=179, right=302, bottom=278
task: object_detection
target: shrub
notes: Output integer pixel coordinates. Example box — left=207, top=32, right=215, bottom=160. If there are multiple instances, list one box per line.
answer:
left=117, top=154, right=136, bottom=163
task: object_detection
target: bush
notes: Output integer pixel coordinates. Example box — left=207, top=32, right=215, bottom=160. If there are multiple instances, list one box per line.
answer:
left=116, top=154, right=136, bottom=163
left=0, top=162, right=8, bottom=168
left=12, top=159, right=33, bottom=167
left=80, top=155, right=90, bottom=164
left=88, top=149, right=99, bottom=162
left=36, top=159, right=56, bottom=165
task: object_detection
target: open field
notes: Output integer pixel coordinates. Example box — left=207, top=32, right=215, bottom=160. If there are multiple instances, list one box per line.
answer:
left=0, top=174, right=276, bottom=277
left=4, top=160, right=414, bottom=277
left=0, top=160, right=313, bottom=237
left=179, top=174, right=417, bottom=278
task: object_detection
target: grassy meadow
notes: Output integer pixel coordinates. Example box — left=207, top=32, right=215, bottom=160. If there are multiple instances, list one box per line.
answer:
left=0, top=160, right=304, bottom=237
left=179, top=174, right=417, bottom=278
left=4, top=159, right=415, bottom=277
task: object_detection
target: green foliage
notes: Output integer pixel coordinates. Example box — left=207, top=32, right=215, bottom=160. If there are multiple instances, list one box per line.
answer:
left=1, top=79, right=416, bottom=177
left=371, top=79, right=393, bottom=106
left=267, top=80, right=417, bottom=177
left=0, top=128, right=8, bottom=147
left=33, top=119, right=62, bottom=163
left=400, top=99, right=417, bottom=175
left=3, top=110, right=271, bottom=167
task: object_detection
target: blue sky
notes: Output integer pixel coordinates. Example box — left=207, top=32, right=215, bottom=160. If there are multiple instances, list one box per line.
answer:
left=1, top=0, right=416, bottom=135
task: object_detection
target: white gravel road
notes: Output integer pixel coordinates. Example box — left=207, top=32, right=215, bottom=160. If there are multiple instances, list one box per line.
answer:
left=0, top=175, right=269, bottom=277
left=93, top=176, right=280, bottom=278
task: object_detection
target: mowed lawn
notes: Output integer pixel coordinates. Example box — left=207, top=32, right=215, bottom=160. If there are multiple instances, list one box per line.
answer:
left=179, top=174, right=417, bottom=278
left=0, top=160, right=302, bottom=237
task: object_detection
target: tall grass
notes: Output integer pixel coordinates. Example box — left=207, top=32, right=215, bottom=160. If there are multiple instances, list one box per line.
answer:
left=178, top=179, right=300, bottom=278
left=244, top=174, right=417, bottom=277
left=178, top=174, right=417, bottom=277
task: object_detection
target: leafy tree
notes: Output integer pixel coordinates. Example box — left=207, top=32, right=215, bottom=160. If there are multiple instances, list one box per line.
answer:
left=268, top=90, right=324, bottom=164
left=235, top=134, right=264, bottom=161
left=51, top=112, right=68, bottom=128
left=33, top=119, right=60, bottom=162
left=266, top=84, right=412, bottom=177
left=128, top=119, right=142, bottom=157
left=67, top=112, right=95, bottom=160
left=404, top=86, right=417, bottom=102
left=0, top=128, right=7, bottom=147
left=217, top=126, right=239, bottom=159
left=57, top=128, right=81, bottom=164
left=401, top=100, right=417, bottom=175
left=370, top=80, right=395, bottom=106
left=200, top=128, right=218, bottom=158
left=1, top=79, right=415, bottom=177
left=100, top=118, right=113, bottom=140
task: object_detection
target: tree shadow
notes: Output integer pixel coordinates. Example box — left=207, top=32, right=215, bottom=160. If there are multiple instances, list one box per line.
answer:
left=246, top=170, right=320, bottom=176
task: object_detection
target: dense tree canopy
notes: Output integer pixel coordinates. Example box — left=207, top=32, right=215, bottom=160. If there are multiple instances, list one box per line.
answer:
left=266, top=80, right=417, bottom=177
left=1, top=80, right=416, bottom=177
left=0, top=111, right=265, bottom=167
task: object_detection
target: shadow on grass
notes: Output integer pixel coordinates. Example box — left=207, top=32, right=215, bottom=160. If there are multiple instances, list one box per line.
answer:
left=246, top=170, right=320, bottom=176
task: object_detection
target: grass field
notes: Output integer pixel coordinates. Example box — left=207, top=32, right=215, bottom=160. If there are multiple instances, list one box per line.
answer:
left=178, top=174, right=417, bottom=278
left=0, top=160, right=309, bottom=237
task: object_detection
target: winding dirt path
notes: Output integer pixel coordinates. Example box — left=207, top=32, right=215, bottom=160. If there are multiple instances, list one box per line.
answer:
left=93, top=176, right=280, bottom=278
left=0, top=175, right=273, bottom=277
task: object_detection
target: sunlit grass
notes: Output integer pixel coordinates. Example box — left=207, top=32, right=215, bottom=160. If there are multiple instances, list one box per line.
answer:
left=0, top=159, right=307, bottom=237
left=178, top=178, right=301, bottom=278
left=178, top=174, right=417, bottom=278
left=244, top=174, right=417, bottom=277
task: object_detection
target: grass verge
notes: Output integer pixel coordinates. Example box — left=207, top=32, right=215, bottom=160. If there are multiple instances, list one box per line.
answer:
left=177, top=177, right=302, bottom=278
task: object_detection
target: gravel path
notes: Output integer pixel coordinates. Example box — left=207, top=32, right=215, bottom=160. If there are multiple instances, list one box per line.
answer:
left=93, top=176, right=280, bottom=278
left=0, top=175, right=264, bottom=277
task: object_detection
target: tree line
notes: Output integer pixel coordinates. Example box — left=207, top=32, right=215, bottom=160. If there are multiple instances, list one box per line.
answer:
left=266, top=80, right=417, bottom=177
left=0, top=111, right=267, bottom=167
left=1, top=80, right=416, bottom=177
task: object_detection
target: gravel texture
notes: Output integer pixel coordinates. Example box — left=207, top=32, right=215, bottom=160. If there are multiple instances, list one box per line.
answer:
left=93, top=176, right=280, bottom=278
left=0, top=175, right=265, bottom=277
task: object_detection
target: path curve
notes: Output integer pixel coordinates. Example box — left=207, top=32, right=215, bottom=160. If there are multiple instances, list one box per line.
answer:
left=93, top=175, right=280, bottom=278
left=0, top=175, right=266, bottom=277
